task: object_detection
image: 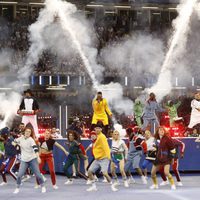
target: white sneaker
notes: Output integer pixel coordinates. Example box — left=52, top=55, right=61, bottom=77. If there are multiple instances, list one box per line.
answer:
left=0, top=182, right=7, bottom=186
left=113, top=180, right=120, bottom=186
left=41, top=186, right=46, bottom=193
left=87, top=184, right=98, bottom=192
left=141, top=176, right=147, bottom=184
left=128, top=177, right=136, bottom=184
left=13, top=188, right=20, bottom=194
left=111, top=184, right=118, bottom=192
left=42, top=175, right=47, bottom=182
left=160, top=180, right=169, bottom=186
left=171, top=184, right=176, bottom=190
left=64, top=179, right=73, bottom=185
left=86, top=180, right=93, bottom=185
left=22, top=175, right=31, bottom=182
left=53, top=185, right=59, bottom=189
left=150, top=184, right=159, bottom=189
left=94, top=175, right=99, bottom=182
left=124, top=180, right=129, bottom=188
left=34, top=184, right=40, bottom=189
left=177, top=182, right=183, bottom=186
left=85, top=171, right=88, bottom=176
left=102, top=177, right=108, bottom=183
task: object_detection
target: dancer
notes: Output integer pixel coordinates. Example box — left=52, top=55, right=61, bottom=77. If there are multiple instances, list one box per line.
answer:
left=124, top=127, right=148, bottom=184
left=159, top=138, right=185, bottom=186
left=0, top=128, right=18, bottom=186
left=141, top=130, right=156, bottom=179
left=91, top=91, right=112, bottom=137
left=38, top=130, right=69, bottom=189
left=150, top=126, right=176, bottom=190
left=165, top=100, right=181, bottom=127
left=87, top=122, right=118, bottom=192
left=142, top=93, right=164, bottom=134
left=18, top=89, right=40, bottom=138
left=188, top=92, right=200, bottom=129
left=12, top=126, right=46, bottom=194
left=111, top=130, right=129, bottom=187
left=63, top=130, right=88, bottom=184
left=133, top=99, right=144, bottom=128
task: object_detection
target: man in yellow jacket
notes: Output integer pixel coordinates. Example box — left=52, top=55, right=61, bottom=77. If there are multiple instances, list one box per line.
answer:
left=87, top=122, right=118, bottom=192
left=91, top=91, right=112, bottom=137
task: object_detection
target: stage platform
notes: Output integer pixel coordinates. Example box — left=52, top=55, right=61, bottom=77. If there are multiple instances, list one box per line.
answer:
left=1, top=174, right=200, bottom=200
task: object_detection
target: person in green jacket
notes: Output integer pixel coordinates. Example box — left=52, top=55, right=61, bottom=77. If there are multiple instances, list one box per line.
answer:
left=133, top=99, right=144, bottom=128
left=165, top=100, right=181, bottom=127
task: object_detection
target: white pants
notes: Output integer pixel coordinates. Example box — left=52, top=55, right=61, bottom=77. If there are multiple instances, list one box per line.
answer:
left=22, top=115, right=39, bottom=138
left=188, top=113, right=200, bottom=128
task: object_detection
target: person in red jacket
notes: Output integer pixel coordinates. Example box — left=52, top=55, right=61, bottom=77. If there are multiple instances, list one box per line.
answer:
left=159, top=138, right=185, bottom=186
left=150, top=126, right=176, bottom=190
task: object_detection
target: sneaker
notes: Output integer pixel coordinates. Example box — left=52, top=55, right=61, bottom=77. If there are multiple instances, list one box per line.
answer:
left=34, top=184, right=40, bottom=189
left=0, top=182, right=7, bottom=186
left=86, top=179, right=93, bottom=185
left=171, top=184, right=176, bottom=190
left=177, top=182, right=183, bottom=186
left=150, top=184, right=159, bottom=189
left=13, top=188, right=20, bottom=194
left=160, top=180, right=169, bottom=186
left=22, top=175, right=31, bottom=182
left=113, top=180, right=120, bottom=186
left=124, top=180, right=129, bottom=188
left=141, top=176, right=147, bottom=184
left=87, top=184, right=98, bottom=192
left=53, top=185, right=59, bottom=189
left=64, top=179, right=73, bottom=185
left=42, top=175, right=47, bottom=182
left=94, top=175, right=99, bottom=182
left=102, top=177, right=108, bottom=183
left=111, top=184, right=118, bottom=192
left=41, top=186, right=46, bottom=193
left=128, top=176, right=136, bottom=184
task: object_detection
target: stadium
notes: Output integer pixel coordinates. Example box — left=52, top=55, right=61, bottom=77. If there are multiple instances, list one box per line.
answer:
left=0, top=0, right=200, bottom=200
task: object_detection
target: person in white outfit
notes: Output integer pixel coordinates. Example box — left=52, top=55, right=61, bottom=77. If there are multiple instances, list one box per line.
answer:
left=188, top=93, right=200, bottom=129
left=18, top=89, right=40, bottom=138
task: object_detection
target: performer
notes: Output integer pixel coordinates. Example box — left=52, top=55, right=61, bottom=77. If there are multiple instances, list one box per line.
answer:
left=133, top=99, right=144, bottom=128
left=63, top=130, right=88, bottom=184
left=159, top=138, right=185, bottom=186
left=18, top=89, right=40, bottom=138
left=188, top=92, right=200, bottom=129
left=142, top=93, right=164, bottom=134
left=91, top=91, right=112, bottom=137
left=12, top=126, right=46, bottom=194
left=150, top=126, right=176, bottom=190
left=37, top=130, right=69, bottom=189
left=0, top=128, right=18, bottom=186
left=87, top=122, right=118, bottom=192
left=124, top=128, right=148, bottom=185
left=165, top=100, right=181, bottom=127
left=111, top=130, right=129, bottom=187
left=141, top=130, right=156, bottom=178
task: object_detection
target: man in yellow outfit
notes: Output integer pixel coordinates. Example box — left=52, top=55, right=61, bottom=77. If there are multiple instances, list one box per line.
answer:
left=91, top=91, right=112, bottom=137
left=87, top=122, right=118, bottom=192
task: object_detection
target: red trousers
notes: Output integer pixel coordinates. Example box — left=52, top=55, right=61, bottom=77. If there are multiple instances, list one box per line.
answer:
left=159, top=158, right=181, bottom=182
left=39, top=153, right=56, bottom=185
left=0, top=156, right=17, bottom=182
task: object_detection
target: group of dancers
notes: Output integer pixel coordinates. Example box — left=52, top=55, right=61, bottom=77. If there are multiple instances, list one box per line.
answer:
left=0, top=89, right=200, bottom=194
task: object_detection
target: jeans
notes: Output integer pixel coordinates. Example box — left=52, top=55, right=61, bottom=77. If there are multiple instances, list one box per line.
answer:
left=16, top=158, right=44, bottom=188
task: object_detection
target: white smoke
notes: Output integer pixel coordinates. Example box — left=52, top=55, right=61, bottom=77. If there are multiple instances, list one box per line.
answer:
left=147, top=0, right=198, bottom=101
left=0, top=92, right=21, bottom=129
left=97, top=82, right=133, bottom=115
left=101, top=34, right=164, bottom=79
